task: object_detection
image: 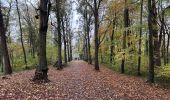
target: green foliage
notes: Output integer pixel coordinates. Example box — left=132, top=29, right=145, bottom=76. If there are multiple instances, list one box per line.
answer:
left=0, top=41, right=58, bottom=73
left=107, top=54, right=148, bottom=76
left=13, top=56, right=38, bottom=72
left=156, top=66, right=170, bottom=83
left=47, top=44, right=57, bottom=65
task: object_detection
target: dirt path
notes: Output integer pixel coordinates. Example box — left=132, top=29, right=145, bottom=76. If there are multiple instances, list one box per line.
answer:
left=0, top=61, right=169, bottom=100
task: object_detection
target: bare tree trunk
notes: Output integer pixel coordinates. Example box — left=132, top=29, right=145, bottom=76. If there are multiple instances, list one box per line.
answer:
left=121, top=0, right=129, bottom=73
left=145, top=33, right=149, bottom=55
left=87, top=20, right=92, bottom=64
left=153, top=0, right=161, bottom=66
left=137, top=0, right=143, bottom=76
left=94, top=0, right=99, bottom=70
left=167, top=34, right=170, bottom=63
left=84, top=33, right=88, bottom=61
left=160, top=5, right=166, bottom=65
left=163, top=30, right=166, bottom=65
left=69, top=33, right=72, bottom=61
left=56, top=0, right=62, bottom=70
left=0, top=45, right=2, bottom=72
left=67, top=40, right=70, bottom=62
left=147, top=0, right=156, bottom=83
left=16, top=0, right=27, bottom=67
left=33, top=0, right=50, bottom=81
left=110, top=17, right=116, bottom=64
left=0, top=4, right=12, bottom=74
left=61, top=17, right=67, bottom=64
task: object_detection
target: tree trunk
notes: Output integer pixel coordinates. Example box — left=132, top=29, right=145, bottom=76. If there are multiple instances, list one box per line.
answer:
left=145, top=33, right=149, bottom=55
left=160, top=9, right=166, bottom=65
left=147, top=0, right=156, bottom=83
left=87, top=19, right=92, bottom=64
left=167, top=34, right=170, bottom=63
left=16, top=0, right=27, bottom=67
left=61, top=16, right=67, bottom=64
left=56, top=0, right=62, bottom=70
left=0, top=4, right=12, bottom=74
left=137, top=0, right=143, bottom=76
left=110, top=17, right=116, bottom=64
left=84, top=35, right=88, bottom=61
left=121, top=0, right=129, bottom=73
left=69, top=34, right=72, bottom=61
left=163, top=31, right=166, bottom=65
left=33, top=0, right=50, bottom=81
left=65, top=18, right=70, bottom=62
left=153, top=0, right=161, bottom=66
left=94, top=0, right=99, bottom=70
left=0, top=42, right=2, bottom=72
left=67, top=40, right=70, bottom=62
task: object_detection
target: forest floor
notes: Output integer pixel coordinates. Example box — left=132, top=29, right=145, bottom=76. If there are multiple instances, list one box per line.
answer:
left=0, top=61, right=170, bottom=100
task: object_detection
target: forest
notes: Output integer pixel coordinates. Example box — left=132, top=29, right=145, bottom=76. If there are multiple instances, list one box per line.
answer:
left=0, top=0, right=170, bottom=99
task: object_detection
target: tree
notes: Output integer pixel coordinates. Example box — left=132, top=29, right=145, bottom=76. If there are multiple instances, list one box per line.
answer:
left=15, top=0, right=27, bottom=67
left=86, top=13, right=92, bottom=64
left=68, top=29, right=73, bottom=61
left=61, top=16, right=67, bottom=64
left=56, top=0, right=62, bottom=70
left=0, top=2, right=12, bottom=74
left=33, top=0, right=51, bottom=81
left=93, top=0, right=103, bottom=70
left=137, top=0, right=143, bottom=76
left=121, top=0, right=130, bottom=73
left=0, top=0, right=12, bottom=72
left=147, top=0, right=156, bottom=83
left=76, top=0, right=92, bottom=63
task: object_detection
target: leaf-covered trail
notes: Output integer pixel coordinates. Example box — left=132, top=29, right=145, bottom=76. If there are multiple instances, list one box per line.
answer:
left=0, top=61, right=170, bottom=100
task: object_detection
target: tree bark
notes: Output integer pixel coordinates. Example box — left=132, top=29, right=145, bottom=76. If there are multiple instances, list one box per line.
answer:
left=65, top=19, right=70, bottom=62
left=110, top=16, right=116, bottom=64
left=61, top=16, right=67, bottom=64
left=67, top=40, right=70, bottom=61
left=33, top=0, right=50, bottom=81
left=153, top=1, right=161, bottom=67
left=121, top=0, right=129, bottom=73
left=137, top=0, right=143, bottom=76
left=0, top=4, right=12, bottom=74
left=167, top=34, right=170, bottom=63
left=69, top=33, right=72, bottom=61
left=147, top=0, right=155, bottom=83
left=94, top=0, right=99, bottom=70
left=87, top=17, right=92, bottom=64
left=16, top=0, right=27, bottom=67
left=163, top=30, right=166, bottom=65
left=56, top=0, right=62, bottom=70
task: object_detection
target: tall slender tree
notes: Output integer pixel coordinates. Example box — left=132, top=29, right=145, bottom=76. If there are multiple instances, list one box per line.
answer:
left=147, top=0, right=156, bottom=83
left=137, top=0, right=143, bottom=76
left=69, top=30, right=73, bottom=61
left=15, top=0, right=27, bottom=67
left=110, top=13, right=116, bottom=64
left=0, top=2, right=12, bottom=74
left=121, top=0, right=129, bottom=73
left=56, top=0, right=62, bottom=69
left=93, top=0, right=102, bottom=70
left=61, top=16, right=67, bottom=64
left=33, top=0, right=51, bottom=81
left=87, top=13, right=92, bottom=64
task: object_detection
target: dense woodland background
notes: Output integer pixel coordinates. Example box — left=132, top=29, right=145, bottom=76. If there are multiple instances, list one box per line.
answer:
left=0, top=0, right=170, bottom=84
